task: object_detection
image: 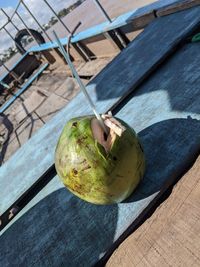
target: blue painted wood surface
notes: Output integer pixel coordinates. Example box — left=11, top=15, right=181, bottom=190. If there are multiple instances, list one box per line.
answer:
left=28, top=37, right=68, bottom=53
left=1, top=39, right=200, bottom=266
left=0, top=63, right=48, bottom=113
left=1, top=6, right=200, bottom=216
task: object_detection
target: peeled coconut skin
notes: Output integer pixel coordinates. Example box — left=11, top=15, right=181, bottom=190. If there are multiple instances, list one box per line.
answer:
left=55, top=116, right=145, bottom=205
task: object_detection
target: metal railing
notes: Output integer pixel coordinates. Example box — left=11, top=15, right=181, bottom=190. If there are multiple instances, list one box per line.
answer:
left=0, top=0, right=124, bottom=77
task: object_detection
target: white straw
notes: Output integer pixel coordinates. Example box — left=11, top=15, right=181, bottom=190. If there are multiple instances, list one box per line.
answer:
left=53, top=30, right=108, bottom=135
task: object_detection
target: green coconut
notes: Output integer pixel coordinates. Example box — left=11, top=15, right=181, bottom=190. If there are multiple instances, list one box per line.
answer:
left=55, top=115, right=145, bottom=205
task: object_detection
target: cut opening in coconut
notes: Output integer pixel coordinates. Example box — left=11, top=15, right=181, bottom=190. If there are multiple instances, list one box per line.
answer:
left=91, top=114, right=126, bottom=153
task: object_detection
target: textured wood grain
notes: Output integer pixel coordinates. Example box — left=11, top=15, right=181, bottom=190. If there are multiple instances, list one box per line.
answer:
left=129, top=11, right=155, bottom=30
left=107, top=156, right=200, bottom=267
left=14, top=91, right=46, bottom=123
left=156, top=0, right=200, bottom=17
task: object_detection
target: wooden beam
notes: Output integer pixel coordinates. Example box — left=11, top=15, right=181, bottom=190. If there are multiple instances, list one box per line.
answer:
left=156, top=0, right=200, bottom=17
left=130, top=10, right=155, bottom=30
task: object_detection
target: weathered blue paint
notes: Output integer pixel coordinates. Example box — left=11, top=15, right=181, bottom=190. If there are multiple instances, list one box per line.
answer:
left=1, top=40, right=200, bottom=266
left=0, top=63, right=48, bottom=113
left=28, top=37, right=68, bottom=53
left=1, top=6, right=200, bottom=216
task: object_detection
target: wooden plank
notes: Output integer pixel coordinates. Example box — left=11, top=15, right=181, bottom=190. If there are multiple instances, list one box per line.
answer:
left=107, top=156, right=200, bottom=267
left=77, top=57, right=113, bottom=77
left=54, top=77, right=87, bottom=100
left=1, top=6, right=200, bottom=217
left=14, top=91, right=46, bottom=123
left=156, top=0, right=200, bottom=17
left=35, top=93, right=68, bottom=123
left=126, top=0, right=178, bottom=24
left=129, top=11, right=155, bottom=30
left=1, top=40, right=200, bottom=266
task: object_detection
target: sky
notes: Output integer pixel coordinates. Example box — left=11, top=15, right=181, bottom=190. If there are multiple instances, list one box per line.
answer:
left=0, top=0, right=75, bottom=54
left=0, top=0, right=18, bottom=8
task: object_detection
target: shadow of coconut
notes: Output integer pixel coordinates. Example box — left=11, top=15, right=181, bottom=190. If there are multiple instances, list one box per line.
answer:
left=0, top=189, right=118, bottom=267
left=124, top=117, right=200, bottom=203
